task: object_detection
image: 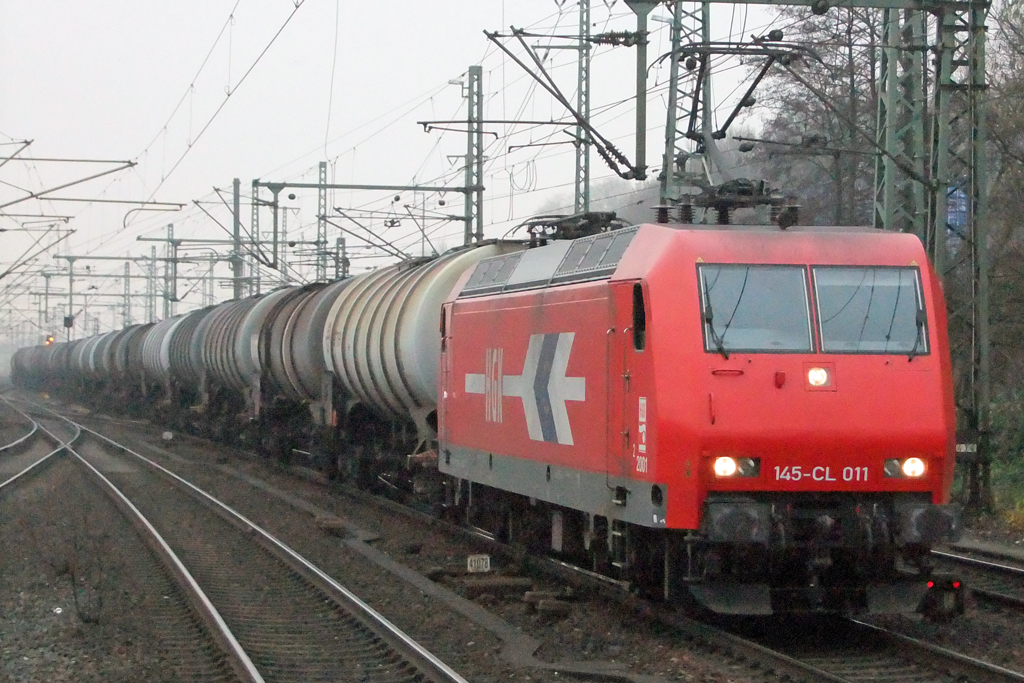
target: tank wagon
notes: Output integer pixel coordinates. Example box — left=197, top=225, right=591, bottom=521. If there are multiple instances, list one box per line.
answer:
left=11, top=223, right=963, bottom=618
left=14, top=242, right=518, bottom=469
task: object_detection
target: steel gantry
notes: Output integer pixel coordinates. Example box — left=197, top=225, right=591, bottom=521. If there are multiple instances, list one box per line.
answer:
left=464, top=65, right=485, bottom=245
left=868, top=1, right=991, bottom=507
left=873, top=10, right=927, bottom=236
left=576, top=0, right=593, bottom=213
left=251, top=176, right=478, bottom=286
left=931, top=4, right=991, bottom=507
left=659, top=0, right=714, bottom=209
left=318, top=161, right=328, bottom=281
left=658, top=0, right=988, bottom=251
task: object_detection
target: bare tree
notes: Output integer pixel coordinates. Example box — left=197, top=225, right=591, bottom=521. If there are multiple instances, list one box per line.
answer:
left=745, top=7, right=882, bottom=225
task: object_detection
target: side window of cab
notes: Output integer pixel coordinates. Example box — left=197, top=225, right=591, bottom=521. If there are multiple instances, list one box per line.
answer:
left=633, top=282, right=646, bottom=351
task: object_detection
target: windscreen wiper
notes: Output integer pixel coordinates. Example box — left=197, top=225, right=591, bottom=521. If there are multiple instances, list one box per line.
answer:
left=703, top=303, right=730, bottom=360
left=907, top=309, right=925, bottom=361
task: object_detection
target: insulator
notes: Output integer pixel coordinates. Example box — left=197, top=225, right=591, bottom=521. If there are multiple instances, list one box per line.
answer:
left=679, top=204, right=694, bottom=224
left=655, top=206, right=670, bottom=224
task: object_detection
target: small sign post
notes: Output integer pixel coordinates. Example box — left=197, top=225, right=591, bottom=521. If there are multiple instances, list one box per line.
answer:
left=467, top=554, right=491, bottom=573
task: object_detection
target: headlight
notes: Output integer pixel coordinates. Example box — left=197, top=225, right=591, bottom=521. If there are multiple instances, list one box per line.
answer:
left=885, top=457, right=927, bottom=478
left=807, top=367, right=830, bottom=387
left=713, top=456, right=760, bottom=477
left=714, top=456, right=737, bottom=477
left=902, top=457, right=926, bottom=477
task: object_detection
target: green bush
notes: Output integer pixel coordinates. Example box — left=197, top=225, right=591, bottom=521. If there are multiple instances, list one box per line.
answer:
left=978, top=392, right=1024, bottom=511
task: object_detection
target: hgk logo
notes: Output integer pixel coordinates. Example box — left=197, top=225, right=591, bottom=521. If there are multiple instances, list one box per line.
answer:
left=465, top=332, right=586, bottom=445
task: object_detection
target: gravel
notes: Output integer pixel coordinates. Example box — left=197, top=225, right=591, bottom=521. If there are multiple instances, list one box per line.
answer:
left=0, top=456, right=213, bottom=683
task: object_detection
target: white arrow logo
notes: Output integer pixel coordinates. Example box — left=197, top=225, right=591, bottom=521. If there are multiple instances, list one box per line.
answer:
left=465, top=332, right=586, bottom=445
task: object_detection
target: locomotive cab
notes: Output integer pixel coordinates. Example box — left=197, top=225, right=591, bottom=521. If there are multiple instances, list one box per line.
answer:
left=674, top=230, right=961, bottom=615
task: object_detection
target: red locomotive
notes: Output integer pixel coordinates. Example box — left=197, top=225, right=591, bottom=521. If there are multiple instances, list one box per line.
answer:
left=439, top=222, right=961, bottom=616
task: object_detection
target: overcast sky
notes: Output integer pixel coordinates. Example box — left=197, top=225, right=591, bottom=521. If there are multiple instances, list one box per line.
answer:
left=0, top=1, right=778, bottom=339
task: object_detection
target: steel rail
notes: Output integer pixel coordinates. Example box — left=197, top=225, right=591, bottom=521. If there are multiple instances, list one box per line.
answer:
left=933, top=549, right=1024, bottom=576
left=87, top=425, right=470, bottom=683
left=0, top=398, right=39, bottom=454
left=67, top=443, right=265, bottom=683
left=15, top=402, right=264, bottom=683
left=70, top=413, right=469, bottom=683
left=933, top=549, right=1024, bottom=609
left=0, top=397, right=70, bottom=489
left=850, top=619, right=1024, bottom=683
left=667, top=612, right=1023, bottom=683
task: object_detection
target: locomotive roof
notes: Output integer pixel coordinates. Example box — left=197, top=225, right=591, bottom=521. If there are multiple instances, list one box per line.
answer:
left=457, top=223, right=925, bottom=299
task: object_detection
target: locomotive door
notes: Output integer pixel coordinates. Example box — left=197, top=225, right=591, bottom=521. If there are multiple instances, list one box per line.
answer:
left=606, top=281, right=643, bottom=484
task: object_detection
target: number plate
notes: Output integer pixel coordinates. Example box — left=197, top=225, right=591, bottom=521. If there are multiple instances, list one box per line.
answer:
left=773, top=465, right=870, bottom=483
left=467, top=554, right=491, bottom=573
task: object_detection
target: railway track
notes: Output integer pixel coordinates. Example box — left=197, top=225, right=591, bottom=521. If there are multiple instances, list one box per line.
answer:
left=237, top=480, right=1024, bottom=683
left=3, top=398, right=468, bottom=683
left=319, top=468, right=1024, bottom=682
left=1, top=400, right=243, bottom=681
left=932, top=549, right=1024, bottom=610
left=20, top=397, right=1024, bottom=683
left=0, top=397, right=40, bottom=452
left=687, top=614, right=1024, bottom=683
left=0, top=396, right=74, bottom=487
left=283, top=456, right=1024, bottom=683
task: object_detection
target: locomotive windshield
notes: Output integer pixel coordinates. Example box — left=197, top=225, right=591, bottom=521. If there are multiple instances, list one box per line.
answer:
left=813, top=266, right=927, bottom=354
left=698, top=265, right=813, bottom=354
